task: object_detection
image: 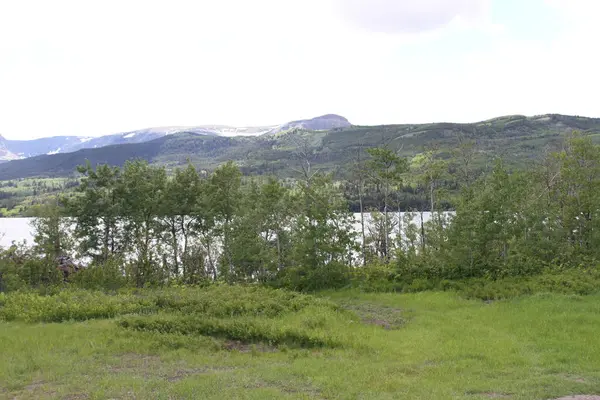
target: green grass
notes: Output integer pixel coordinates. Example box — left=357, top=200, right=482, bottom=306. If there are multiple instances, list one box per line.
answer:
left=1, top=288, right=600, bottom=399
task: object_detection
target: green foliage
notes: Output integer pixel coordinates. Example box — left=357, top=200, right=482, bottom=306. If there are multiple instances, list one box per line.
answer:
left=0, top=285, right=356, bottom=349
left=0, top=242, right=63, bottom=291
left=2, top=290, right=600, bottom=399
left=0, top=285, right=337, bottom=323
left=7, top=130, right=600, bottom=294
left=455, top=268, right=600, bottom=300
left=0, top=289, right=157, bottom=323
left=119, top=308, right=346, bottom=349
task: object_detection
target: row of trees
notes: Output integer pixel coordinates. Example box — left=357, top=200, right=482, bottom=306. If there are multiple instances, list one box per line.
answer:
left=2, top=132, right=600, bottom=291
left=27, top=159, right=361, bottom=289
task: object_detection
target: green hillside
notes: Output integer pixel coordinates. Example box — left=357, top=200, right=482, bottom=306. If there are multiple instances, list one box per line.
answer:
left=1, top=114, right=599, bottom=180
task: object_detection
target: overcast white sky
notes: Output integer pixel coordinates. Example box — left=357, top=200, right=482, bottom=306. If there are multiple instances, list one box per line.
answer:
left=0, top=0, right=598, bottom=139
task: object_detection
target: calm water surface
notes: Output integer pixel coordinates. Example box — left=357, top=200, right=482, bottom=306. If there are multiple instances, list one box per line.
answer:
left=0, top=212, right=446, bottom=249
left=0, top=218, right=35, bottom=248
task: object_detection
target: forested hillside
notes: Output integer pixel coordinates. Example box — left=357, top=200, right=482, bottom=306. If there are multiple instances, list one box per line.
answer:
left=1, top=114, right=599, bottom=181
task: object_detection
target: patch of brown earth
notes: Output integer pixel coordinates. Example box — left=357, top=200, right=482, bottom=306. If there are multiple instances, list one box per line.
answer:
left=7, top=380, right=59, bottom=399
left=466, top=390, right=511, bottom=398
left=342, top=303, right=406, bottom=330
left=62, top=394, right=90, bottom=400
left=108, top=354, right=162, bottom=377
left=223, top=340, right=277, bottom=353
left=551, top=397, right=600, bottom=400
left=164, top=366, right=236, bottom=382
left=483, top=393, right=511, bottom=399
left=109, top=352, right=238, bottom=383
left=24, top=381, right=48, bottom=391
left=558, top=374, right=588, bottom=384
left=364, top=318, right=393, bottom=330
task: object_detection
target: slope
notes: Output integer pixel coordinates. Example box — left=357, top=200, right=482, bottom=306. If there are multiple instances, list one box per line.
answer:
left=1, top=114, right=599, bottom=180
left=0, top=135, right=19, bottom=162
left=0, top=114, right=350, bottom=160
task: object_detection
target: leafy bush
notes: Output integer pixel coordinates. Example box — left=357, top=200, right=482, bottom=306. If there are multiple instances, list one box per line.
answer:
left=70, top=257, right=128, bottom=291
left=458, top=268, right=600, bottom=300
left=347, top=262, right=600, bottom=300
left=0, top=284, right=338, bottom=323
left=0, top=284, right=360, bottom=349
left=119, top=306, right=346, bottom=348
left=273, top=263, right=352, bottom=292
left=0, top=289, right=157, bottom=322
left=151, top=284, right=339, bottom=317
left=350, top=262, right=402, bottom=292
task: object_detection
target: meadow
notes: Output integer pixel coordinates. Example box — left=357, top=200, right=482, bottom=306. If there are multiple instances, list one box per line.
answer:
left=1, top=285, right=599, bottom=400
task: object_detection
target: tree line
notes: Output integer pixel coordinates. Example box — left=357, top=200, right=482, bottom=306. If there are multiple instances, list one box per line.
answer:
left=1, top=132, right=599, bottom=292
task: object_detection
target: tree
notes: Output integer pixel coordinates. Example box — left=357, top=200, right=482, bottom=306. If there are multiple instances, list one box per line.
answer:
left=351, top=145, right=368, bottom=266
left=286, top=173, right=357, bottom=290
left=31, top=202, right=73, bottom=260
left=210, top=161, right=242, bottom=279
left=119, top=160, right=167, bottom=286
left=69, top=162, right=123, bottom=263
left=366, top=145, right=408, bottom=262
left=159, top=162, right=202, bottom=278
left=29, top=202, right=73, bottom=285
left=410, top=147, right=448, bottom=252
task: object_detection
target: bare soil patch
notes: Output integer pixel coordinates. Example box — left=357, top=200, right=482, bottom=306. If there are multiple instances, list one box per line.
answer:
left=223, top=340, right=277, bottom=353
left=551, top=397, right=600, bottom=400
left=342, top=302, right=406, bottom=330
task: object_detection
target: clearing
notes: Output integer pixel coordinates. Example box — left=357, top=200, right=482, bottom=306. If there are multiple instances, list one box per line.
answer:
left=0, top=288, right=599, bottom=399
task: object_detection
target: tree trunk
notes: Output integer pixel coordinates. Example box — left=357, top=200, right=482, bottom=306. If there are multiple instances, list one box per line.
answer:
left=171, top=219, right=179, bottom=277
left=359, top=183, right=367, bottom=267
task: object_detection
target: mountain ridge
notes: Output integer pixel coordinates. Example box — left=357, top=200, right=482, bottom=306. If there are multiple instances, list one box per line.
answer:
left=0, top=114, right=351, bottom=160
left=1, top=113, right=599, bottom=181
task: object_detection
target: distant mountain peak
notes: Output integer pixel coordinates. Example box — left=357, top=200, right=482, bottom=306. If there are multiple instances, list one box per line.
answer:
left=268, top=114, right=351, bottom=135
left=314, top=114, right=349, bottom=121
left=0, top=114, right=352, bottom=161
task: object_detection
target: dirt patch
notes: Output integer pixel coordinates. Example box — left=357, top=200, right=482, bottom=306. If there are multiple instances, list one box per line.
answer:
left=62, top=394, right=90, bottom=400
left=483, top=393, right=511, bottom=399
left=24, top=381, right=48, bottom=391
left=466, top=390, right=511, bottom=398
left=108, top=353, right=162, bottom=374
left=164, top=366, right=236, bottom=382
left=551, top=397, right=600, bottom=400
left=109, top=352, right=238, bottom=382
left=558, top=374, right=588, bottom=384
left=222, top=340, right=277, bottom=353
left=342, top=302, right=406, bottom=330
left=7, top=380, right=59, bottom=399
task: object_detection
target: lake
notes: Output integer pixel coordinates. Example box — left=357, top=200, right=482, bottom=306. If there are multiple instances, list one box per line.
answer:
left=0, top=212, right=446, bottom=249
left=0, top=218, right=37, bottom=248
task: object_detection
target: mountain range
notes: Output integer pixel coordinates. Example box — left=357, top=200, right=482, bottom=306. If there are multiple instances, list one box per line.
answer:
left=0, top=114, right=351, bottom=161
left=1, top=113, right=599, bottom=181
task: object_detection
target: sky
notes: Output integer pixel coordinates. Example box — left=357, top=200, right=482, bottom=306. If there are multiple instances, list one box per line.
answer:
left=0, top=0, right=598, bottom=139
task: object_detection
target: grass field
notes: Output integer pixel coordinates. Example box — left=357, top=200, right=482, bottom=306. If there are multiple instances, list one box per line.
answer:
left=1, top=287, right=599, bottom=399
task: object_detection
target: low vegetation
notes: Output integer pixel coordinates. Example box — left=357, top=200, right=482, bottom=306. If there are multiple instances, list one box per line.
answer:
left=1, top=286, right=599, bottom=399
left=1, top=131, right=600, bottom=398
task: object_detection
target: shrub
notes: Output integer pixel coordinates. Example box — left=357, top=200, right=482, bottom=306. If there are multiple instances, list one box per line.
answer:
left=118, top=310, right=344, bottom=348
left=0, top=285, right=339, bottom=323
left=350, top=262, right=401, bottom=292
left=272, top=263, right=352, bottom=292
left=453, top=268, right=600, bottom=300
left=0, top=289, right=157, bottom=322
